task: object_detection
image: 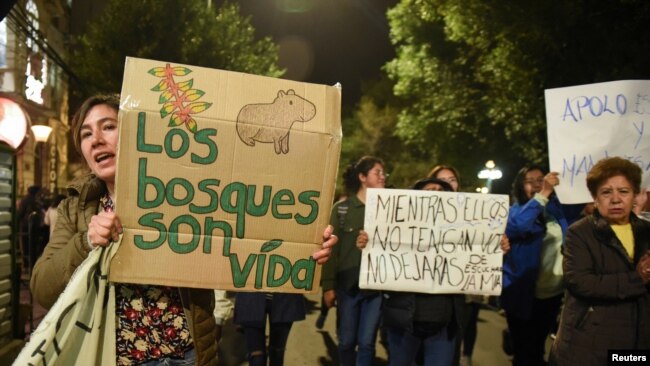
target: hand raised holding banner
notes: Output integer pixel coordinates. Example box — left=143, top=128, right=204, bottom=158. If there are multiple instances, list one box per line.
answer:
left=540, top=172, right=560, bottom=198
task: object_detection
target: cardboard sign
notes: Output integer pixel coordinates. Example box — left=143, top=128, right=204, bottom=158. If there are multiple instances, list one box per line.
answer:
left=358, top=188, right=508, bottom=295
left=546, top=80, right=650, bottom=204
left=110, top=57, right=341, bottom=293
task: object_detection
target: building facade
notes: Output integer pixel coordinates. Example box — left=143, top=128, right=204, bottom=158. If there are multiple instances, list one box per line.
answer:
left=0, top=0, right=72, bottom=358
left=1, top=0, right=71, bottom=198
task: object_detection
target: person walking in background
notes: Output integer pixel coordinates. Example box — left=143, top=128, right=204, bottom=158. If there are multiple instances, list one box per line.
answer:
left=234, top=292, right=308, bottom=366
left=322, top=156, right=387, bottom=366
left=44, top=194, right=66, bottom=237
left=549, top=157, right=650, bottom=365
left=501, top=166, right=578, bottom=366
left=17, top=185, right=45, bottom=273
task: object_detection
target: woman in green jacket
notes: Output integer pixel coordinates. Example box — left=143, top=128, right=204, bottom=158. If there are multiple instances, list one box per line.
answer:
left=31, top=94, right=336, bottom=366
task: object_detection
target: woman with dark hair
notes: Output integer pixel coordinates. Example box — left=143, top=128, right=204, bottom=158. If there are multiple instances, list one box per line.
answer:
left=31, top=94, right=336, bottom=365
left=549, top=157, right=650, bottom=366
left=501, top=166, right=570, bottom=366
left=322, top=155, right=387, bottom=366
left=427, top=165, right=461, bottom=192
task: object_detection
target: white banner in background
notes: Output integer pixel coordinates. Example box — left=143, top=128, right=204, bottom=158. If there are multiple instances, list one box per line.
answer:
left=546, top=80, right=650, bottom=204
left=359, top=189, right=508, bottom=296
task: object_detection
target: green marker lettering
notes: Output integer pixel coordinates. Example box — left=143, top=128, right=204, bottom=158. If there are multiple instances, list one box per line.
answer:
left=165, top=178, right=194, bottom=206
left=135, top=212, right=166, bottom=249
left=136, top=112, right=162, bottom=153
left=191, top=128, right=218, bottom=164
left=246, top=185, right=271, bottom=216
left=137, top=158, right=165, bottom=209
left=168, top=215, right=200, bottom=254
left=271, top=189, right=294, bottom=219
left=164, top=128, right=190, bottom=159
left=295, top=190, right=320, bottom=225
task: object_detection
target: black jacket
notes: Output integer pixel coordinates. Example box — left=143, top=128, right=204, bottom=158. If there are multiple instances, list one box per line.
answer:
left=382, top=291, right=465, bottom=337
left=549, top=212, right=650, bottom=366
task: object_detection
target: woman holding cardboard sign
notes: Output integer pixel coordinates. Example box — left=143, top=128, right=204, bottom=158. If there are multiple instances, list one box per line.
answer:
left=30, top=94, right=337, bottom=366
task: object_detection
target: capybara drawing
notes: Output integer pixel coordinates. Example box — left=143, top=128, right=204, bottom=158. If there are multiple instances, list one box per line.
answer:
left=236, top=89, right=317, bottom=154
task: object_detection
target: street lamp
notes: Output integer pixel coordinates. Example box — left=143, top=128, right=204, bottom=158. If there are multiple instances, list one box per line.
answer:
left=477, top=160, right=502, bottom=193
left=30, top=124, right=53, bottom=187
left=0, top=97, right=29, bottom=149
left=31, top=125, right=52, bottom=143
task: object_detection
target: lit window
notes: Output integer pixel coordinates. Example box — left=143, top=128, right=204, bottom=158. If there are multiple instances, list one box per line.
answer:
left=25, top=0, right=46, bottom=104
left=0, top=20, right=6, bottom=67
left=25, top=0, right=38, bottom=49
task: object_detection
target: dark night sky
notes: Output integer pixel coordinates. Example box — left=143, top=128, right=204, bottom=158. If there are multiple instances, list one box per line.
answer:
left=233, top=0, right=398, bottom=109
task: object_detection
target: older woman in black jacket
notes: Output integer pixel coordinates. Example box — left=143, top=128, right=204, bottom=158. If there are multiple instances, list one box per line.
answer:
left=549, top=157, right=650, bottom=366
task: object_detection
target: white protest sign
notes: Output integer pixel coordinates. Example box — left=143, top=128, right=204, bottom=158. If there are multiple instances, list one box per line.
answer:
left=358, top=188, right=508, bottom=295
left=546, top=80, right=650, bottom=204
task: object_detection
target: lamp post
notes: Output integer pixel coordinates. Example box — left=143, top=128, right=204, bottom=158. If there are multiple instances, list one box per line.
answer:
left=30, top=125, right=52, bottom=187
left=477, top=160, right=502, bottom=193
left=31, top=125, right=52, bottom=143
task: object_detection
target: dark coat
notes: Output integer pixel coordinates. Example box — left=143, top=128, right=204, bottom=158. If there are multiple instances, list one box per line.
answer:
left=549, top=212, right=650, bottom=366
left=234, top=292, right=306, bottom=327
left=382, top=291, right=465, bottom=338
left=322, top=195, right=366, bottom=293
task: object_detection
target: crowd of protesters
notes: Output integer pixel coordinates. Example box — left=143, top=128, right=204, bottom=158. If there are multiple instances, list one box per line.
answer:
left=16, top=185, right=65, bottom=274
left=20, top=95, right=649, bottom=366
left=317, top=156, right=648, bottom=366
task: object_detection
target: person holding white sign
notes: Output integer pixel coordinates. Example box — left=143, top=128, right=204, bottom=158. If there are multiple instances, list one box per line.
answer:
left=322, top=156, right=386, bottom=366
left=549, top=157, right=650, bottom=366
left=29, top=94, right=337, bottom=366
left=501, top=166, right=576, bottom=366
left=357, top=177, right=464, bottom=366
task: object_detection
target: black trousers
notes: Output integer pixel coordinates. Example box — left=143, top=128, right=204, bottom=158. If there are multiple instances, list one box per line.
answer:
left=242, top=298, right=294, bottom=366
left=506, top=294, right=563, bottom=366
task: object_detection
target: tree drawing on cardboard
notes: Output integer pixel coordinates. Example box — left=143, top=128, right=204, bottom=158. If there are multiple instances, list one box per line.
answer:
left=236, top=90, right=317, bottom=154
left=149, top=64, right=212, bottom=133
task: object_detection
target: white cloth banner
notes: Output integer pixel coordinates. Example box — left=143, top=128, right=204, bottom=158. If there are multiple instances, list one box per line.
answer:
left=359, top=189, right=508, bottom=296
left=545, top=80, right=650, bottom=204
left=14, top=238, right=121, bottom=366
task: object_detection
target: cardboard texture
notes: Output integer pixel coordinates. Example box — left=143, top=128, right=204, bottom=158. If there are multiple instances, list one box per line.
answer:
left=110, top=57, right=342, bottom=293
